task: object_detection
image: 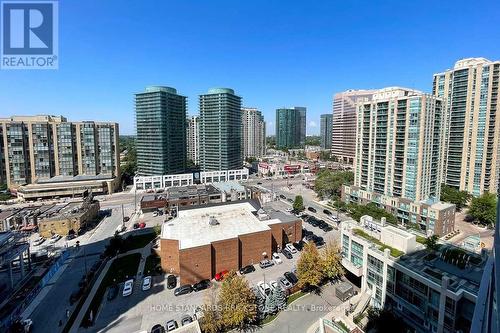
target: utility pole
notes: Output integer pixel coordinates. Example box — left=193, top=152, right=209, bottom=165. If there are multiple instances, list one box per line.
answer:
left=121, top=204, right=125, bottom=228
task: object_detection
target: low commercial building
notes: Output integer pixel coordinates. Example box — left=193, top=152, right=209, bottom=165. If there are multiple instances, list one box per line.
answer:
left=159, top=201, right=301, bottom=285
left=342, top=185, right=455, bottom=236
left=37, top=197, right=100, bottom=237
left=341, top=218, right=485, bottom=333
left=211, top=181, right=250, bottom=202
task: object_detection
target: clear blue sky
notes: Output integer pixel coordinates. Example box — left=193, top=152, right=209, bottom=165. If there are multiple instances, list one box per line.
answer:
left=1, top=0, right=499, bottom=135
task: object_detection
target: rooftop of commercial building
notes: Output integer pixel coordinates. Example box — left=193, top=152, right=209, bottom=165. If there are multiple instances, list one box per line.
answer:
left=211, top=181, right=246, bottom=193
left=162, top=201, right=287, bottom=250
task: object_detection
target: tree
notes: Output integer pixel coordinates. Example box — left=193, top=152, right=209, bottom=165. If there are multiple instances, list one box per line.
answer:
left=264, top=289, right=277, bottom=314
left=468, top=192, right=497, bottom=226
left=321, top=241, right=344, bottom=281
left=440, top=184, right=471, bottom=211
left=305, top=136, right=321, bottom=146
left=153, top=224, right=161, bottom=236
left=218, top=271, right=256, bottom=330
left=255, top=290, right=266, bottom=320
left=424, top=235, right=440, bottom=252
left=293, top=195, right=305, bottom=212
left=297, top=242, right=324, bottom=289
left=200, top=287, right=221, bottom=333
left=314, top=170, right=354, bottom=199
left=274, top=285, right=287, bottom=311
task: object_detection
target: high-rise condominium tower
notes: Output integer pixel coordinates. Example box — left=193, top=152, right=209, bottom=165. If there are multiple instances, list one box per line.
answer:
left=186, top=115, right=200, bottom=165
left=433, top=58, right=500, bottom=196
left=331, top=90, right=375, bottom=164
left=0, top=115, right=119, bottom=189
left=354, top=87, right=444, bottom=201
left=242, top=107, right=266, bottom=159
left=199, top=88, right=242, bottom=171
left=320, top=114, right=332, bottom=149
left=135, top=86, right=187, bottom=176
left=275, top=107, right=306, bottom=149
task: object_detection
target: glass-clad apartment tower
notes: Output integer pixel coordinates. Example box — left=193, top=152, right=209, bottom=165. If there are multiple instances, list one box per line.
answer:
left=433, top=58, right=500, bottom=196
left=275, top=107, right=307, bottom=149
left=135, top=86, right=187, bottom=176
left=199, top=88, right=242, bottom=171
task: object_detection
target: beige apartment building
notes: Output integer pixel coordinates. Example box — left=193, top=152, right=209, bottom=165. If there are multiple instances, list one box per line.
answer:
left=354, top=87, right=444, bottom=202
left=433, top=57, right=500, bottom=196
left=0, top=115, right=120, bottom=199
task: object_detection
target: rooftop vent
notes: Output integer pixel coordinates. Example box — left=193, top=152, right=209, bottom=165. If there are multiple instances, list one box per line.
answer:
left=208, top=216, right=219, bottom=226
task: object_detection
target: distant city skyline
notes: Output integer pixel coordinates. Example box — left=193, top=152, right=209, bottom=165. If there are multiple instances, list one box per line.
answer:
left=1, top=1, right=498, bottom=135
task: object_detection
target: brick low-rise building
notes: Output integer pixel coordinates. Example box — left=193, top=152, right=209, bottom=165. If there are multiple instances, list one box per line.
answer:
left=159, top=201, right=301, bottom=285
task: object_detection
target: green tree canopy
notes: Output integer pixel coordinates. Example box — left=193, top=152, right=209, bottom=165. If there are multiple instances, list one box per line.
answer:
left=424, top=235, right=440, bottom=252
left=440, top=184, right=472, bottom=211
left=314, top=170, right=354, bottom=199
left=468, top=192, right=497, bottom=226
left=321, top=241, right=344, bottom=280
left=297, top=242, right=324, bottom=289
left=200, top=288, right=221, bottom=333
left=218, top=271, right=256, bottom=330
left=293, top=195, right=305, bottom=212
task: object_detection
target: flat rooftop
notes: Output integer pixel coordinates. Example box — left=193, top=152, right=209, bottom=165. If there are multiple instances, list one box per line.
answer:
left=161, top=202, right=282, bottom=250
left=211, top=181, right=246, bottom=193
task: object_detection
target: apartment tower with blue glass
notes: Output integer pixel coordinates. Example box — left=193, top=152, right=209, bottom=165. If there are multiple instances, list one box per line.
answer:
left=353, top=87, right=444, bottom=202
left=433, top=58, right=500, bottom=196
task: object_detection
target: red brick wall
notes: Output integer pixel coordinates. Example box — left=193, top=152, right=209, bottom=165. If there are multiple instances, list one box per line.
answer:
left=211, top=238, right=239, bottom=276
left=179, top=244, right=212, bottom=285
left=269, top=224, right=284, bottom=252
left=281, top=220, right=302, bottom=245
left=239, top=230, right=272, bottom=266
left=160, top=239, right=180, bottom=275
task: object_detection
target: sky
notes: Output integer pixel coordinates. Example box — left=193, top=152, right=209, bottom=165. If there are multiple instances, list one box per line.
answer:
left=1, top=0, right=499, bottom=135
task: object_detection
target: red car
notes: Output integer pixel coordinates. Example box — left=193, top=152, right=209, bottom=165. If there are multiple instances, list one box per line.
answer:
left=214, top=270, right=229, bottom=281
left=139, top=222, right=146, bottom=229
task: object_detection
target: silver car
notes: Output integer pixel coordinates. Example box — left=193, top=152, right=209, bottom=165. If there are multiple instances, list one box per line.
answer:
left=278, top=276, right=292, bottom=289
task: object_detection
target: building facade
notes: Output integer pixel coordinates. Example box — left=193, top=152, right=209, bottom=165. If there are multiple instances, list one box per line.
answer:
left=354, top=87, right=444, bottom=202
left=0, top=115, right=120, bottom=194
left=242, top=107, right=266, bottom=159
left=135, top=86, right=187, bottom=176
left=186, top=115, right=200, bottom=165
left=331, top=90, right=375, bottom=164
left=433, top=58, right=500, bottom=196
left=320, top=114, right=332, bottom=149
left=342, top=185, right=455, bottom=236
left=275, top=107, right=306, bottom=149
left=199, top=88, right=243, bottom=171
left=341, top=219, right=482, bottom=333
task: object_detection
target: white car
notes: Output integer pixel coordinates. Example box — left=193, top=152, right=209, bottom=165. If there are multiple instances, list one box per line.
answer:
left=33, top=237, right=45, bottom=246
left=49, top=235, right=61, bottom=243
left=285, top=243, right=297, bottom=254
left=285, top=208, right=293, bottom=213
left=194, top=306, right=204, bottom=320
left=272, top=252, right=282, bottom=265
left=152, top=211, right=158, bottom=217
left=278, top=276, right=292, bottom=289
left=142, top=276, right=152, bottom=291
left=257, top=281, right=271, bottom=297
left=269, top=280, right=279, bottom=291
left=123, top=279, right=134, bottom=296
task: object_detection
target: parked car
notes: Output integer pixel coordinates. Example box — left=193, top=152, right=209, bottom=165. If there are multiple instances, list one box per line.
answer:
left=194, top=306, right=204, bottom=320
left=122, top=279, right=134, bottom=296
left=166, top=320, right=178, bottom=332
left=284, top=272, right=298, bottom=285
left=192, top=279, right=211, bottom=292
left=49, top=234, right=61, bottom=243
left=142, top=276, right=152, bottom=291
left=285, top=243, right=297, bottom=254
left=151, top=324, right=165, bottom=333
left=259, top=259, right=274, bottom=269
left=239, top=264, right=255, bottom=275
left=293, top=240, right=306, bottom=251
left=133, top=223, right=140, bottom=229
left=272, top=252, right=282, bottom=265
left=287, top=198, right=293, bottom=203
left=269, top=280, right=279, bottom=291
left=257, top=281, right=271, bottom=297
left=257, top=182, right=262, bottom=185
left=278, top=276, right=292, bottom=289
left=107, top=284, right=119, bottom=301
left=33, top=237, right=45, bottom=246
left=123, top=216, right=130, bottom=222
left=181, top=315, right=193, bottom=326
left=279, top=194, right=286, bottom=199
left=66, top=234, right=76, bottom=240
left=215, top=270, right=229, bottom=281
left=174, top=285, right=193, bottom=296
left=322, top=225, right=333, bottom=232
left=139, top=222, right=146, bottom=229
left=167, top=275, right=177, bottom=289
left=282, top=248, right=293, bottom=259
left=307, top=206, right=317, bottom=213
left=323, top=209, right=332, bottom=215
left=153, top=211, right=159, bottom=217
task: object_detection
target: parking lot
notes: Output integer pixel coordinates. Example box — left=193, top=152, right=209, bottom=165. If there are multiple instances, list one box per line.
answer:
left=89, top=211, right=340, bottom=333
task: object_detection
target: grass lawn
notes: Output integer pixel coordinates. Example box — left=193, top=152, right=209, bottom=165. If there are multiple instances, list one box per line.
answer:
left=416, top=235, right=427, bottom=244
left=82, top=253, right=141, bottom=327
left=353, top=228, right=404, bottom=257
